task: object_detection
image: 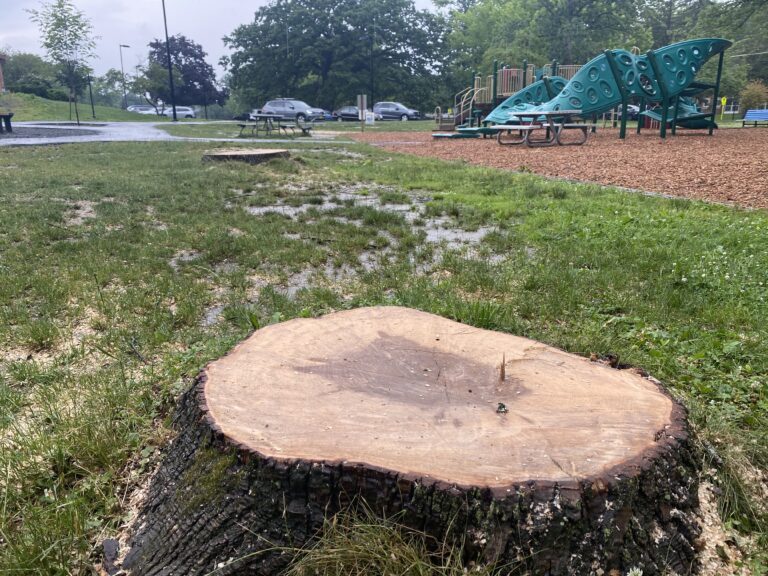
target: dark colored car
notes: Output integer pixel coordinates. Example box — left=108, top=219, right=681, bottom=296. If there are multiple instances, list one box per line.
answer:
left=616, top=104, right=640, bottom=120
left=332, top=106, right=383, bottom=122
left=255, top=99, right=324, bottom=122
left=372, top=101, right=420, bottom=121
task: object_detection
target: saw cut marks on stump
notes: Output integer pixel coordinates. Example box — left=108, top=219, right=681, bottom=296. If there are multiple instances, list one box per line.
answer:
left=203, top=306, right=675, bottom=491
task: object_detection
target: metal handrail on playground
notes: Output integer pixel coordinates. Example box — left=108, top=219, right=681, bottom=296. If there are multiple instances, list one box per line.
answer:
left=454, top=86, right=486, bottom=126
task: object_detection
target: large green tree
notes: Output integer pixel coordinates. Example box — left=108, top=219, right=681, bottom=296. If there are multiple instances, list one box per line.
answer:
left=28, top=0, right=95, bottom=124
left=223, top=0, right=448, bottom=111
left=445, top=0, right=648, bottom=75
left=147, top=35, right=226, bottom=109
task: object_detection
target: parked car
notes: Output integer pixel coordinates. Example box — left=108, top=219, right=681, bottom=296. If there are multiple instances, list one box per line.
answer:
left=163, top=106, right=196, bottom=118
left=373, top=101, right=420, bottom=121
left=332, top=106, right=382, bottom=122
left=256, top=99, right=324, bottom=122
left=127, top=105, right=156, bottom=114
left=615, top=104, right=640, bottom=120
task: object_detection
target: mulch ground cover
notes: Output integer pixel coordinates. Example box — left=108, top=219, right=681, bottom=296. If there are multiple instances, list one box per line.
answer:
left=351, top=127, right=768, bottom=209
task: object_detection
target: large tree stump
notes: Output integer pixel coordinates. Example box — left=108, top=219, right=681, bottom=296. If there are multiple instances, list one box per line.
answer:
left=122, top=306, right=701, bottom=575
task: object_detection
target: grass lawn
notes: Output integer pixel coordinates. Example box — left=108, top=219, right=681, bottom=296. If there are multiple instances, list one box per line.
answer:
left=0, top=139, right=766, bottom=573
left=0, top=92, right=173, bottom=123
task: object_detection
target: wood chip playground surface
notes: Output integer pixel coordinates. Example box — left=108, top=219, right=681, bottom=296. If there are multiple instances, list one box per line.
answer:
left=351, top=127, right=768, bottom=210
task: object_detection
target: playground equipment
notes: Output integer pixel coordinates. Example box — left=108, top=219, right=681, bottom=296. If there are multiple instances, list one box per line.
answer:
left=640, top=97, right=714, bottom=130
left=437, top=38, right=732, bottom=140
left=434, top=60, right=577, bottom=139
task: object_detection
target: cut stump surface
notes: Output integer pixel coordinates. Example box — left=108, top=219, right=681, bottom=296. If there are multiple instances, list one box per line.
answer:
left=205, top=306, right=676, bottom=491
left=123, top=307, right=701, bottom=576
left=201, top=148, right=289, bottom=164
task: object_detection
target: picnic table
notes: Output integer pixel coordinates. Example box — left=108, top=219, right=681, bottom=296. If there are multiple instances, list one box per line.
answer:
left=238, top=113, right=314, bottom=137
left=490, top=110, right=595, bottom=147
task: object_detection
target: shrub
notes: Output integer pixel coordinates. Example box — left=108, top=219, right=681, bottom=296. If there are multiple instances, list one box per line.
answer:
left=739, top=81, right=768, bottom=116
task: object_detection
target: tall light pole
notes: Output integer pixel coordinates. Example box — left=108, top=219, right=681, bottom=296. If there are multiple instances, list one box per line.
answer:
left=119, top=44, right=130, bottom=109
left=161, top=0, right=177, bottom=121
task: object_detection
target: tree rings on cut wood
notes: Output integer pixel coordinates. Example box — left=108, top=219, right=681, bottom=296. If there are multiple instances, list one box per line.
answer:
left=122, top=306, right=702, bottom=576
left=202, top=148, right=289, bottom=164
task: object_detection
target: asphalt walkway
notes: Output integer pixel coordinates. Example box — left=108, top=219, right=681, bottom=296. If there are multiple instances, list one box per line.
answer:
left=0, top=121, right=343, bottom=147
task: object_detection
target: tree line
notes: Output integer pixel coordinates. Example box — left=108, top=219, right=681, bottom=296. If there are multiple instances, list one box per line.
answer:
left=4, top=0, right=767, bottom=116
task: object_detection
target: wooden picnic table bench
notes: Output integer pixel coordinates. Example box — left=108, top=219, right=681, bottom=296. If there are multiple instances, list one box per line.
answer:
left=489, top=110, right=596, bottom=147
left=237, top=115, right=315, bottom=137
left=742, top=109, right=768, bottom=127
left=0, top=113, right=13, bottom=134
left=556, top=123, right=598, bottom=145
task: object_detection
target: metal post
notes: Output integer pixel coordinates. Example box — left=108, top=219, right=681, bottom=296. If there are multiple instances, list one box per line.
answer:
left=161, top=0, right=177, bottom=121
left=604, top=50, right=631, bottom=139
left=522, top=59, right=528, bottom=88
left=88, top=75, right=96, bottom=118
left=646, top=50, right=669, bottom=138
left=709, top=50, right=725, bottom=136
left=369, top=16, right=376, bottom=106
left=119, top=44, right=130, bottom=109
left=492, top=60, right=498, bottom=105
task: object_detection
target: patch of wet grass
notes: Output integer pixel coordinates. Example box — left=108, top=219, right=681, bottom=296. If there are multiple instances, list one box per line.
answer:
left=0, top=139, right=766, bottom=572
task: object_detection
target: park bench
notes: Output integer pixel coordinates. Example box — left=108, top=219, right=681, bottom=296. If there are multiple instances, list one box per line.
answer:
left=742, top=109, right=768, bottom=127
left=489, top=124, right=549, bottom=146
left=0, top=113, right=13, bottom=133
left=237, top=122, right=258, bottom=136
left=296, top=118, right=314, bottom=136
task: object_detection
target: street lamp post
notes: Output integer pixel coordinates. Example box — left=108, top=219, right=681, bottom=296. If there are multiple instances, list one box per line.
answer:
left=161, top=0, right=177, bottom=121
left=119, top=44, right=130, bottom=109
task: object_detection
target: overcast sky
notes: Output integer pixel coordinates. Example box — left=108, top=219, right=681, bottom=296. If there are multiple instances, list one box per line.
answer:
left=1, top=0, right=434, bottom=79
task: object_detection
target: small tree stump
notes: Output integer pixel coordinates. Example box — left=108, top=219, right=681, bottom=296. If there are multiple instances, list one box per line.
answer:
left=122, top=307, right=701, bottom=575
left=202, top=148, right=289, bottom=164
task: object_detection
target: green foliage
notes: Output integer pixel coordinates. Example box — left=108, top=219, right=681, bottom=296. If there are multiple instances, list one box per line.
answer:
left=146, top=35, right=226, bottom=107
left=1, top=51, right=62, bottom=99
left=446, top=0, right=649, bottom=75
left=739, top=80, right=768, bottom=114
left=132, top=61, right=182, bottom=112
left=27, top=0, right=96, bottom=124
left=283, top=507, right=509, bottom=576
left=224, top=0, right=448, bottom=111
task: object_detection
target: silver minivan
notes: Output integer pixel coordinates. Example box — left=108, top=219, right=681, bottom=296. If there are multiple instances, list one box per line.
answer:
left=163, top=106, right=196, bottom=118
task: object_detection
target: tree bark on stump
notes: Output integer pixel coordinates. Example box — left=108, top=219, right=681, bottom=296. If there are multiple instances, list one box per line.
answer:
left=122, top=306, right=701, bottom=575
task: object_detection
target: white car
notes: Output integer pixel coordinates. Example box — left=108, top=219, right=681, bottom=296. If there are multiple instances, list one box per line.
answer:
left=163, top=106, right=196, bottom=119
left=127, top=105, right=157, bottom=115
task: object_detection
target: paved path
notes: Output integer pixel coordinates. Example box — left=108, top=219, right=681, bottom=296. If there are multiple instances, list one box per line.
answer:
left=0, top=121, right=344, bottom=147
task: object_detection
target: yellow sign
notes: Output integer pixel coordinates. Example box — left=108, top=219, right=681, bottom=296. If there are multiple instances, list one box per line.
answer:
left=721, top=96, right=727, bottom=106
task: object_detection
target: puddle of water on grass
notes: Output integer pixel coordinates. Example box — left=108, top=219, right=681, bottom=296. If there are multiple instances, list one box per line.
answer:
left=214, top=261, right=238, bottom=274
left=245, top=187, right=503, bottom=284
left=201, top=304, right=226, bottom=327
left=285, top=269, right=314, bottom=299
left=424, top=220, right=494, bottom=250
left=324, top=262, right=357, bottom=283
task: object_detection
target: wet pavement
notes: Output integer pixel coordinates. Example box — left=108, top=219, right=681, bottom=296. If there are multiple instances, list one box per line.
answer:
left=0, top=121, right=342, bottom=147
